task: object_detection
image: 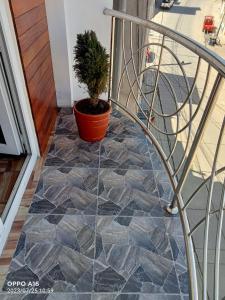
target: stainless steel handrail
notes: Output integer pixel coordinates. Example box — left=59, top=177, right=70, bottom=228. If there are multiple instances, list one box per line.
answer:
left=104, top=8, right=225, bottom=76
left=104, top=8, right=225, bottom=300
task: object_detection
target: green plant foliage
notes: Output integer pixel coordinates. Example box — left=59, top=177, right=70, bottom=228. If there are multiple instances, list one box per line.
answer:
left=73, top=30, right=109, bottom=105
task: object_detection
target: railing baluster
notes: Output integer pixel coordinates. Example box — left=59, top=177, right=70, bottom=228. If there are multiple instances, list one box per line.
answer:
left=202, top=118, right=225, bottom=299
left=106, top=9, right=225, bottom=298
left=108, top=16, right=115, bottom=103
left=214, top=178, right=225, bottom=300
left=169, top=73, right=222, bottom=210
left=147, top=35, right=165, bottom=128
left=111, top=16, right=124, bottom=103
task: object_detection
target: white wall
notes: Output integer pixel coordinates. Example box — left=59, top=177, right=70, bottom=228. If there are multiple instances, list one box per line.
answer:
left=46, top=0, right=113, bottom=107
left=64, top=0, right=113, bottom=103
left=45, top=0, right=72, bottom=107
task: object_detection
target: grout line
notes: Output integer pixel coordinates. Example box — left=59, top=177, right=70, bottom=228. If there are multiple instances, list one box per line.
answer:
left=91, top=138, right=102, bottom=292
left=42, top=165, right=100, bottom=171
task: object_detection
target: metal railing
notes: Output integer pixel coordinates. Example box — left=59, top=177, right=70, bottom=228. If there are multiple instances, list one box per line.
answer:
left=104, top=8, right=225, bottom=300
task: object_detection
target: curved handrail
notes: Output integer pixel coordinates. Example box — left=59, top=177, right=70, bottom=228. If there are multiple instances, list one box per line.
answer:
left=104, top=8, right=225, bottom=76
left=104, top=8, right=225, bottom=300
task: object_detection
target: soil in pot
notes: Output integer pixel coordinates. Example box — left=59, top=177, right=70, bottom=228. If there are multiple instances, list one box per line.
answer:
left=75, top=99, right=109, bottom=115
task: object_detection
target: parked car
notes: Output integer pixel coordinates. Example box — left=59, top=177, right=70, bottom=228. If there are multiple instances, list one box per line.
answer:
left=160, top=0, right=174, bottom=9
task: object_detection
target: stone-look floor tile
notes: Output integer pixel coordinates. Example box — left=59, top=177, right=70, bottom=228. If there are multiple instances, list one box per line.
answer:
left=172, top=245, right=189, bottom=294
left=92, top=295, right=181, bottom=300
left=147, top=141, right=165, bottom=171
left=164, top=218, right=185, bottom=269
left=0, top=295, right=24, bottom=300
left=3, top=215, right=95, bottom=292
left=154, top=171, right=174, bottom=203
left=98, top=169, right=162, bottom=217
left=0, top=293, right=92, bottom=300
left=92, top=295, right=117, bottom=300
left=94, top=216, right=179, bottom=294
left=47, top=294, right=91, bottom=300
left=55, top=113, right=78, bottom=136
left=3, top=108, right=189, bottom=298
left=100, top=138, right=152, bottom=170
left=107, top=111, right=145, bottom=138
left=176, top=264, right=189, bottom=295
left=45, top=135, right=100, bottom=168
left=169, top=234, right=187, bottom=269
left=58, top=107, right=73, bottom=116
left=164, top=218, right=189, bottom=294
left=110, top=110, right=123, bottom=118
left=29, top=167, right=98, bottom=215
left=164, top=218, right=184, bottom=238
left=142, top=296, right=181, bottom=300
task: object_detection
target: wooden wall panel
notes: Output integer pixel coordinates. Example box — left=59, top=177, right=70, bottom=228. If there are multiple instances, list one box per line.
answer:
left=19, top=18, right=48, bottom=52
left=22, top=31, right=49, bottom=67
left=10, top=0, right=57, bottom=155
left=10, top=0, right=44, bottom=17
left=13, top=4, right=46, bottom=36
left=26, top=43, right=50, bottom=81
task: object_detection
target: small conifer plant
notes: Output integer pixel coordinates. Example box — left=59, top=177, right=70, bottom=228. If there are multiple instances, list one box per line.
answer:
left=73, top=30, right=109, bottom=111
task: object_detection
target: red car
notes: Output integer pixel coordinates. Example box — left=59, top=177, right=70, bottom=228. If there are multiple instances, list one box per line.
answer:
left=202, top=16, right=216, bottom=33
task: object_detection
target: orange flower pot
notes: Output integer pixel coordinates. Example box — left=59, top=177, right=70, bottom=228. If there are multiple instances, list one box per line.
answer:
left=73, top=99, right=111, bottom=142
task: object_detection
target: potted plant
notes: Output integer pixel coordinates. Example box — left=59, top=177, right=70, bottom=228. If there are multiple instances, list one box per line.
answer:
left=73, top=30, right=111, bottom=142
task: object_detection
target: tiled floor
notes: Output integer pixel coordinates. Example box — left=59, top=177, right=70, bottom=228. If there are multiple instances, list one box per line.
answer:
left=1, top=108, right=189, bottom=299
left=0, top=133, right=53, bottom=290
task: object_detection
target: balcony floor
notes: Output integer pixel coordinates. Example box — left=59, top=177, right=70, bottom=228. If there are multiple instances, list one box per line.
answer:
left=1, top=108, right=189, bottom=299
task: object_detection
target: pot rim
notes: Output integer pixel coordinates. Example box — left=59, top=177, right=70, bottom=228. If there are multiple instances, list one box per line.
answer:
left=73, top=98, right=111, bottom=118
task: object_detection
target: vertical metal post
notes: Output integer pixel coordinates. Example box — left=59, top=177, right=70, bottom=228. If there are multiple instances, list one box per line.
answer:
left=214, top=177, right=225, bottom=300
left=108, top=16, right=115, bottom=103
left=215, top=5, right=225, bottom=43
left=111, top=0, right=127, bottom=102
left=147, top=35, right=165, bottom=128
left=138, top=0, right=154, bottom=105
left=202, top=118, right=225, bottom=300
left=168, top=74, right=222, bottom=212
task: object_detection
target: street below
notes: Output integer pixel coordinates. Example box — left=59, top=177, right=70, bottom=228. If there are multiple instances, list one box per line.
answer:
left=141, top=1, right=225, bottom=298
left=154, top=0, right=224, bottom=53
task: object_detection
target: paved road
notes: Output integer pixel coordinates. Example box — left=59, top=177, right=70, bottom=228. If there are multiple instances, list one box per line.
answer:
left=154, top=0, right=222, bottom=46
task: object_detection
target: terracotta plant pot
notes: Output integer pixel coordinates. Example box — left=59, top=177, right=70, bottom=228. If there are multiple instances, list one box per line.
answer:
left=73, top=99, right=111, bottom=142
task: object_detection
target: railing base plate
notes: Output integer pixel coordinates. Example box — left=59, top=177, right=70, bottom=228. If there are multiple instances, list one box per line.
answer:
left=166, top=205, right=179, bottom=215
